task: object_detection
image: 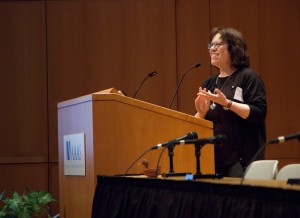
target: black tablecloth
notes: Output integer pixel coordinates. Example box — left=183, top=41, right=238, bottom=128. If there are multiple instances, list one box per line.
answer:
left=92, top=176, right=300, bottom=218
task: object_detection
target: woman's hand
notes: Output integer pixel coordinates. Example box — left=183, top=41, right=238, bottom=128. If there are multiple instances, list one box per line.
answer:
left=198, top=88, right=250, bottom=119
left=198, top=88, right=228, bottom=107
left=195, top=87, right=210, bottom=118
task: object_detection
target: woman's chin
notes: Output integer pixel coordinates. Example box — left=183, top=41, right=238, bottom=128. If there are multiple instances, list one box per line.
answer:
left=211, top=61, right=220, bottom=68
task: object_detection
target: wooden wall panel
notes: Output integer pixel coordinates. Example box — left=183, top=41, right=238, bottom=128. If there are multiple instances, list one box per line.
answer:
left=175, top=0, right=211, bottom=115
left=0, top=2, right=48, bottom=162
left=0, top=164, right=48, bottom=193
left=259, top=0, right=300, bottom=164
left=47, top=0, right=177, bottom=162
left=0, top=0, right=55, bottom=214
left=49, top=163, right=59, bottom=216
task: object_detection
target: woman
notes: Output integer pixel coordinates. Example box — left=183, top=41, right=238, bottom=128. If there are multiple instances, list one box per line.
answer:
left=195, top=27, right=267, bottom=177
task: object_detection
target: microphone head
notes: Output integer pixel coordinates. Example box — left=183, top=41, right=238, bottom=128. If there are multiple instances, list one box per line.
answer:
left=194, top=63, right=201, bottom=68
left=148, top=71, right=158, bottom=77
left=187, top=131, right=198, bottom=140
left=214, top=134, right=227, bottom=144
left=176, top=132, right=198, bottom=141
left=133, top=70, right=158, bottom=98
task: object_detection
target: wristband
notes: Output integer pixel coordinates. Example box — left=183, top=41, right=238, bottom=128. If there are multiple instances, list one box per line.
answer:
left=223, top=100, right=232, bottom=110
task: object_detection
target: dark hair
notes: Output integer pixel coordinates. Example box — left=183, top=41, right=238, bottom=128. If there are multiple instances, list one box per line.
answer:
left=209, top=27, right=250, bottom=68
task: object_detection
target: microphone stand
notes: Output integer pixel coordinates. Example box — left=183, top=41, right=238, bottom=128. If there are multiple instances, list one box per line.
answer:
left=133, top=71, right=157, bottom=98
left=163, top=136, right=226, bottom=178
left=195, top=143, right=201, bottom=174
left=163, top=145, right=192, bottom=178
left=193, top=142, right=223, bottom=179
left=168, top=63, right=200, bottom=109
left=168, top=145, right=175, bottom=173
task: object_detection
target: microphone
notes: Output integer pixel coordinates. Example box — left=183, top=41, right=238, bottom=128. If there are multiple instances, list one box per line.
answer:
left=268, top=131, right=300, bottom=144
left=151, top=132, right=198, bottom=150
left=177, top=134, right=227, bottom=146
left=168, top=63, right=201, bottom=109
left=133, top=71, right=158, bottom=98
left=240, top=131, right=300, bottom=184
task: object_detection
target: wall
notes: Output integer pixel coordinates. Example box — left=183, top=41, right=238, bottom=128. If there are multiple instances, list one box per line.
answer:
left=0, top=0, right=299, bottom=216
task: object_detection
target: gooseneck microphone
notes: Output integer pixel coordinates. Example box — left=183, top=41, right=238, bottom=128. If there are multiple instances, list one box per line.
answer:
left=268, top=132, right=300, bottom=144
left=133, top=71, right=158, bottom=98
left=240, top=131, right=300, bottom=184
left=168, top=63, right=201, bottom=109
left=151, top=132, right=198, bottom=150
left=123, top=131, right=198, bottom=176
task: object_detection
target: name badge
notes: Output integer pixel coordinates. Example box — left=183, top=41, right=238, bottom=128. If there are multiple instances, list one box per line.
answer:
left=234, top=87, right=244, bottom=102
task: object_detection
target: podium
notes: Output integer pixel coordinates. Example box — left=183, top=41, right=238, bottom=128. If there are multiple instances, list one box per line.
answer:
left=57, top=88, right=214, bottom=218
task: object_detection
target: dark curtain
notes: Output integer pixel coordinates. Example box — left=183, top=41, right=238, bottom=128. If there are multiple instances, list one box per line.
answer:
left=92, top=176, right=300, bottom=218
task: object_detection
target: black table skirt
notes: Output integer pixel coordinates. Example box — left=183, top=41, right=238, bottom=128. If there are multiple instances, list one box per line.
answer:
left=92, top=176, right=300, bottom=218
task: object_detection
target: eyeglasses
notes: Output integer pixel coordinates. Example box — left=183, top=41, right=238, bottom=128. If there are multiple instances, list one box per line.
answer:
left=208, top=41, right=227, bottom=49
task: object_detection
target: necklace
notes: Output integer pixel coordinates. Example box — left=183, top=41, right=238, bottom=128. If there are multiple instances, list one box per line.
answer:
left=210, top=73, right=233, bottom=110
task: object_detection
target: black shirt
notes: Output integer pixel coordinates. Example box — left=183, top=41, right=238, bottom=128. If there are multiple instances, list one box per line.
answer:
left=202, top=68, right=267, bottom=168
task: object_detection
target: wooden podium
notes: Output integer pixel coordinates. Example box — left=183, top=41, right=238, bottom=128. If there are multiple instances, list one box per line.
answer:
left=57, top=88, right=214, bottom=218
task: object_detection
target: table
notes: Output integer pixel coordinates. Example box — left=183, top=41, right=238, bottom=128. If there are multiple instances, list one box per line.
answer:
left=92, top=175, right=300, bottom=218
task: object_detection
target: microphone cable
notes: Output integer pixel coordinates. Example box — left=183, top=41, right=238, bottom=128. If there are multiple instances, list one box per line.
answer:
left=154, top=147, right=168, bottom=178
left=123, top=147, right=153, bottom=176
left=240, top=142, right=267, bottom=185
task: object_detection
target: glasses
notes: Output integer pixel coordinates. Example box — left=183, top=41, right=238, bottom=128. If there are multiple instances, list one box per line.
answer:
left=208, top=41, right=227, bottom=49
